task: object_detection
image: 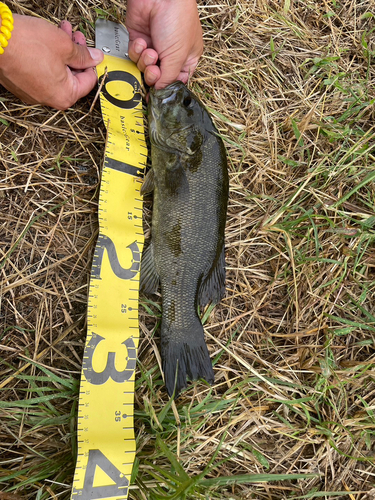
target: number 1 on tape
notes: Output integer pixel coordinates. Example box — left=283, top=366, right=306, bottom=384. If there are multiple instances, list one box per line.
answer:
left=71, top=20, right=145, bottom=500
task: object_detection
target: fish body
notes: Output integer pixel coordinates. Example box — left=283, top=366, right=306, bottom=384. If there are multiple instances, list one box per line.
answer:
left=140, top=82, right=229, bottom=396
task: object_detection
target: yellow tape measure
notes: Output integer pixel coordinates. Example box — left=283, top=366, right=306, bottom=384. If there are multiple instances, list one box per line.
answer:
left=71, top=20, right=145, bottom=500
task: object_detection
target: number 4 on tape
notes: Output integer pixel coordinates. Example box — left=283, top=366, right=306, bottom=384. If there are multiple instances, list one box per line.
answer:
left=75, top=450, right=129, bottom=499
left=71, top=19, right=145, bottom=500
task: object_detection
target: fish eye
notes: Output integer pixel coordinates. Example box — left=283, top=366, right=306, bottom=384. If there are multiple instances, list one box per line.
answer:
left=182, top=94, right=193, bottom=108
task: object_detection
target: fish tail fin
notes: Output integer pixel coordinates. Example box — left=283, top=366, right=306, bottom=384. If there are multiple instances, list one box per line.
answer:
left=161, top=319, right=214, bottom=397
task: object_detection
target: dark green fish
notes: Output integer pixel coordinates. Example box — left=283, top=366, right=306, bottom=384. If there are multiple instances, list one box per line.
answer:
left=140, top=81, right=229, bottom=397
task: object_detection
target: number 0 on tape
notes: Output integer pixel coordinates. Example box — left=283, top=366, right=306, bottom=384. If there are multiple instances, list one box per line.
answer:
left=71, top=20, right=145, bottom=500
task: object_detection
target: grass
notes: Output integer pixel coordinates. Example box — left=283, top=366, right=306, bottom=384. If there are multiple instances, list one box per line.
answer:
left=0, top=0, right=375, bottom=499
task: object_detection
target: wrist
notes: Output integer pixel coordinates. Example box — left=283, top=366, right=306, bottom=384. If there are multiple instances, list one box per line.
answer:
left=0, top=3, right=14, bottom=55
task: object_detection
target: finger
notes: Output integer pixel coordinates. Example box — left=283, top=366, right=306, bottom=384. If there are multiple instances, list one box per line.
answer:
left=128, top=38, right=148, bottom=64
left=176, top=71, right=189, bottom=85
left=144, top=65, right=160, bottom=87
left=73, top=31, right=86, bottom=46
left=155, top=57, right=199, bottom=89
left=55, top=67, right=97, bottom=110
left=154, top=57, right=182, bottom=89
left=59, top=20, right=72, bottom=39
left=66, top=42, right=103, bottom=69
left=137, top=48, right=158, bottom=73
left=72, top=67, right=98, bottom=100
left=173, top=62, right=199, bottom=86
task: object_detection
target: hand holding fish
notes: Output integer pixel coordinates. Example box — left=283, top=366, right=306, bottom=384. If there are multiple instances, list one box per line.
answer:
left=126, top=0, right=203, bottom=88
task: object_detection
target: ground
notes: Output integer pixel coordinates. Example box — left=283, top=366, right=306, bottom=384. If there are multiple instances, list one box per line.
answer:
left=0, top=1, right=374, bottom=499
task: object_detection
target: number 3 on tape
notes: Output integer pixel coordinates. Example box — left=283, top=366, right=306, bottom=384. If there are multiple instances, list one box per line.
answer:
left=71, top=20, right=145, bottom=500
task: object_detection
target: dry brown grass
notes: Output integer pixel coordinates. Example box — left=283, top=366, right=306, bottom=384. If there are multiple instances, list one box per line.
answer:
left=1, top=0, right=374, bottom=499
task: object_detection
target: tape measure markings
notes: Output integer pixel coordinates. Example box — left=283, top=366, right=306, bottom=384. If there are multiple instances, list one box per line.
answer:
left=71, top=21, right=145, bottom=500
left=104, top=158, right=143, bottom=177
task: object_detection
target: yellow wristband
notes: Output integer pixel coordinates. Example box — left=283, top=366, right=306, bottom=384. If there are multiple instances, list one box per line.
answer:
left=0, top=2, right=13, bottom=55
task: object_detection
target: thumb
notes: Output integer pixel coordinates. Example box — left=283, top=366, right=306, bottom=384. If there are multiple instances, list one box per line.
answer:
left=66, top=43, right=104, bottom=70
left=156, top=56, right=182, bottom=89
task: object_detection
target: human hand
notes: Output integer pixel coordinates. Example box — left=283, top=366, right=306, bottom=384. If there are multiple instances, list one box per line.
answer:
left=126, top=0, right=203, bottom=89
left=0, top=15, right=103, bottom=110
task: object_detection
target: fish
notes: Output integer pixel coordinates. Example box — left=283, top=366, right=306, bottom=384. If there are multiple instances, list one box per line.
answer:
left=140, top=81, right=229, bottom=397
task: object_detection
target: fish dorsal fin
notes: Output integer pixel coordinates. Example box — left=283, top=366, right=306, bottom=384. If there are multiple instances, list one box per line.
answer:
left=140, top=241, right=160, bottom=294
left=198, top=244, right=226, bottom=309
left=140, top=169, right=155, bottom=195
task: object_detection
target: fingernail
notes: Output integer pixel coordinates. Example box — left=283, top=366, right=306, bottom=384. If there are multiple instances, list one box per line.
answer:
left=88, top=47, right=104, bottom=62
left=134, top=42, right=144, bottom=55
left=147, top=71, right=158, bottom=84
left=145, top=53, right=156, bottom=65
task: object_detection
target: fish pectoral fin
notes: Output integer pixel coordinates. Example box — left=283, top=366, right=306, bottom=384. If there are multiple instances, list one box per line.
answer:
left=140, top=168, right=155, bottom=195
left=140, top=241, right=160, bottom=294
left=198, top=244, right=226, bottom=309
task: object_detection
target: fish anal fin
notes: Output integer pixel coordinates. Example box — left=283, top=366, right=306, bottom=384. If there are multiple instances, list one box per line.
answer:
left=140, top=241, right=160, bottom=294
left=198, top=244, right=226, bottom=309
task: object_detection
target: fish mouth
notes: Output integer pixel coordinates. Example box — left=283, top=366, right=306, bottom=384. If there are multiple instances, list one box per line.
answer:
left=148, top=82, right=192, bottom=151
left=149, top=81, right=185, bottom=106
left=148, top=83, right=183, bottom=146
